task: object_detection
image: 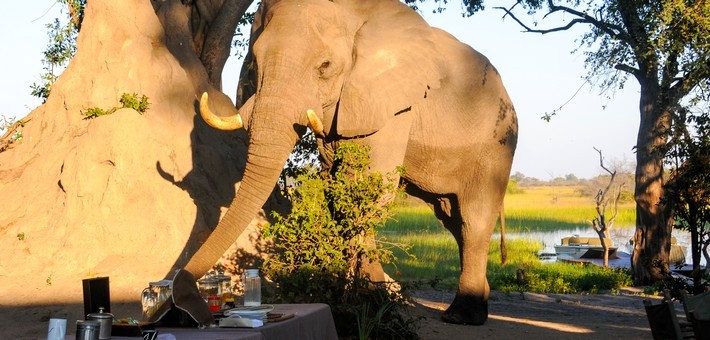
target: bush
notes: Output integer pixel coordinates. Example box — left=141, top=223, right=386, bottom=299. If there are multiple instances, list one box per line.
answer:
left=506, top=179, right=525, bottom=194
left=262, top=142, right=418, bottom=339
left=82, top=92, right=150, bottom=119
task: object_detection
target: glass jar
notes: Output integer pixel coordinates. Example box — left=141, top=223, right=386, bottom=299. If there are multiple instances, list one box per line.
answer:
left=198, top=273, right=220, bottom=312
left=140, top=288, right=157, bottom=321
left=215, top=270, right=234, bottom=309
left=141, top=280, right=172, bottom=321
left=242, top=269, right=261, bottom=307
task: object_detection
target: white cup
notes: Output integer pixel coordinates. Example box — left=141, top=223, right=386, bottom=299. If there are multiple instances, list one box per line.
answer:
left=47, top=318, right=67, bottom=340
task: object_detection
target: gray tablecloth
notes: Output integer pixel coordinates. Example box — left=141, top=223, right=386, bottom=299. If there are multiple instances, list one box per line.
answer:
left=159, top=303, right=338, bottom=340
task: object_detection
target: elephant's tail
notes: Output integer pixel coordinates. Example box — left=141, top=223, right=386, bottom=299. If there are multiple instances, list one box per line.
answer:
left=499, top=201, right=507, bottom=266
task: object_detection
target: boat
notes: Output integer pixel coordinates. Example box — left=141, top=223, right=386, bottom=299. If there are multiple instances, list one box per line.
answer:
left=629, top=237, right=687, bottom=266
left=554, top=235, right=619, bottom=260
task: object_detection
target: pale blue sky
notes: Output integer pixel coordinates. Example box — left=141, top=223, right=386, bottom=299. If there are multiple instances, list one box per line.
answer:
left=1, top=1, right=640, bottom=179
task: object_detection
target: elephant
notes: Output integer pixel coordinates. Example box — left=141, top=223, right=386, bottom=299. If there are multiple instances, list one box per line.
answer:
left=187, top=0, right=518, bottom=325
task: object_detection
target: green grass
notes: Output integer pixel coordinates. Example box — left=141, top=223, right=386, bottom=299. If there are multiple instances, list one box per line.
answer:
left=379, top=186, right=634, bottom=293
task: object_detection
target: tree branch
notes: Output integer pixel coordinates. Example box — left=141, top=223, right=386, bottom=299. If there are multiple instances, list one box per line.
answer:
left=495, top=2, right=630, bottom=43
left=667, top=58, right=710, bottom=106
left=67, top=1, right=81, bottom=29
left=200, top=0, right=255, bottom=89
left=616, top=0, right=657, bottom=84
left=615, top=63, right=641, bottom=81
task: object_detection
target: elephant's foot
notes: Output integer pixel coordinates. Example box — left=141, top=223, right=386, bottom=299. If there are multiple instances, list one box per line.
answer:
left=441, top=293, right=488, bottom=325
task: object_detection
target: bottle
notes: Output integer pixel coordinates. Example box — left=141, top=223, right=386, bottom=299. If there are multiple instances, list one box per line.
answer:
left=242, top=269, right=261, bottom=307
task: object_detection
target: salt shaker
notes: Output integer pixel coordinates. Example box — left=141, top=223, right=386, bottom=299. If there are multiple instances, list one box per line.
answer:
left=242, top=269, right=261, bottom=306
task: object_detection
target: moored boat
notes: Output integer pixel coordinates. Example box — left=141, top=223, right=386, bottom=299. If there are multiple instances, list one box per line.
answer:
left=555, top=235, right=619, bottom=260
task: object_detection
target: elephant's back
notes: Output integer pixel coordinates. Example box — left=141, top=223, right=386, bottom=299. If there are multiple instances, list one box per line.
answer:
left=402, top=30, right=517, bottom=194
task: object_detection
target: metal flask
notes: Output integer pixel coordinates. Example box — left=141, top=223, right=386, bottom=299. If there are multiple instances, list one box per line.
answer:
left=86, top=307, right=113, bottom=339
left=75, top=320, right=101, bottom=340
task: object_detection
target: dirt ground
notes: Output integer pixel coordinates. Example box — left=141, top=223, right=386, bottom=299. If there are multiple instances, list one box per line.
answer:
left=0, top=288, right=660, bottom=339
left=409, top=288, right=658, bottom=339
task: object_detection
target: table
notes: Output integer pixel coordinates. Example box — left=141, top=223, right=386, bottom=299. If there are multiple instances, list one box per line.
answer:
left=157, top=304, right=338, bottom=340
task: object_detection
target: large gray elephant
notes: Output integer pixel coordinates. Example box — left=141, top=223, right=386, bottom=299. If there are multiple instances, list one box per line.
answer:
left=187, top=0, right=517, bottom=325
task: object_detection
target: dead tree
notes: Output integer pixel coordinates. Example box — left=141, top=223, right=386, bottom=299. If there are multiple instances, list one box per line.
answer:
left=592, top=148, right=624, bottom=268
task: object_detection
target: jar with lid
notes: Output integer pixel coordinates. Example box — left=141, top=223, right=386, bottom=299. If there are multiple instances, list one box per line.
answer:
left=242, top=269, right=261, bottom=307
left=76, top=320, right=101, bottom=340
left=86, top=307, right=113, bottom=340
left=214, top=270, right=234, bottom=309
left=197, top=272, right=221, bottom=312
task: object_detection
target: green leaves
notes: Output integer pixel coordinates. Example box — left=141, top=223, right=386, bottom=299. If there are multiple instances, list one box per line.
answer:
left=81, top=93, right=150, bottom=119
left=119, top=93, right=150, bottom=113
left=265, top=143, right=398, bottom=278
left=262, top=143, right=416, bottom=338
left=31, top=1, right=86, bottom=102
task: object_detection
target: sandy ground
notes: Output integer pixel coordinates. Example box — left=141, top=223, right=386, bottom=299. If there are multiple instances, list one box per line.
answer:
left=0, top=288, right=661, bottom=339
left=410, top=288, right=658, bottom=339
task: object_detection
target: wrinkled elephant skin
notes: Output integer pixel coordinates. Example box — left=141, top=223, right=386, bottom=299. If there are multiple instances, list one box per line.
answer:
left=188, top=0, right=518, bottom=326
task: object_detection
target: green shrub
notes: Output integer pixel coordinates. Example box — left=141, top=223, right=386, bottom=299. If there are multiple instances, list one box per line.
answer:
left=506, top=179, right=525, bottom=194
left=82, top=92, right=150, bottom=119
left=82, top=106, right=115, bottom=119
left=262, top=142, right=418, bottom=339
left=119, top=92, right=150, bottom=113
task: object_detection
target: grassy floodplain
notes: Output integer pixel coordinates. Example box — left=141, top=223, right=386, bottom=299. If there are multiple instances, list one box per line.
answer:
left=380, top=186, right=635, bottom=292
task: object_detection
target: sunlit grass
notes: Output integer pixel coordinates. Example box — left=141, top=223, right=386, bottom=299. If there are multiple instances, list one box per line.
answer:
left=505, top=186, right=635, bottom=230
left=379, top=186, right=634, bottom=293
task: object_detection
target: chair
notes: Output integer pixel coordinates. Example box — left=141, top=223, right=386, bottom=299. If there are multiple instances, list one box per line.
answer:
left=681, top=290, right=710, bottom=339
left=644, top=299, right=686, bottom=340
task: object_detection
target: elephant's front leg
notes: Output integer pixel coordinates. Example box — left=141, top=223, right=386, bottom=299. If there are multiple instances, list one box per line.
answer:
left=352, top=113, right=413, bottom=282
left=440, top=199, right=498, bottom=325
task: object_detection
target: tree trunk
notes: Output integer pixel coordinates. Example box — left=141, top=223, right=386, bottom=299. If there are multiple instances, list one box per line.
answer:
left=631, top=84, right=674, bottom=284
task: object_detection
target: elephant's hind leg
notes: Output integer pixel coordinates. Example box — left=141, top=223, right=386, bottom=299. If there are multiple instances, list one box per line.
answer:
left=437, top=196, right=496, bottom=325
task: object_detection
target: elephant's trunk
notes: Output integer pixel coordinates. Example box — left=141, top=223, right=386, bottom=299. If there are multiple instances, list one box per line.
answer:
left=184, top=102, right=299, bottom=278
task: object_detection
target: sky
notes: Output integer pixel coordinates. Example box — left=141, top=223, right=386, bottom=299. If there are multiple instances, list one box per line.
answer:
left=1, top=1, right=641, bottom=180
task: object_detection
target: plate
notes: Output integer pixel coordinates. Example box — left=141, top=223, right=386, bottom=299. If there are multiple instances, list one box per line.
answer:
left=224, top=305, right=274, bottom=317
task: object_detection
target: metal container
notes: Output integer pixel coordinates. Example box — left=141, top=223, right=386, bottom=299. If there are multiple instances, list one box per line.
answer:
left=76, top=320, right=101, bottom=340
left=86, top=307, right=112, bottom=339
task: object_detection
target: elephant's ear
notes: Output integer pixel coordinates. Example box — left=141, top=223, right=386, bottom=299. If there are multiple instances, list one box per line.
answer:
left=337, top=2, right=442, bottom=137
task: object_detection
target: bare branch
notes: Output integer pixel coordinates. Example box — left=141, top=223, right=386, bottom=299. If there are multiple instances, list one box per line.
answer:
left=608, top=183, right=625, bottom=227
left=495, top=6, right=587, bottom=34
left=594, top=147, right=616, bottom=177
left=495, top=3, right=630, bottom=43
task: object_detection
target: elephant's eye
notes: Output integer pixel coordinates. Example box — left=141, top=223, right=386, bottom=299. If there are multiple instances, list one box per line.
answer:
left=318, top=60, right=332, bottom=77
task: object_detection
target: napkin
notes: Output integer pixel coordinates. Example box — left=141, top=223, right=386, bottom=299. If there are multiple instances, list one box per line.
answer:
left=218, top=317, right=264, bottom=328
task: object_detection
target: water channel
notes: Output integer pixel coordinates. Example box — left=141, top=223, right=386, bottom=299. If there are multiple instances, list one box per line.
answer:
left=493, top=226, right=699, bottom=265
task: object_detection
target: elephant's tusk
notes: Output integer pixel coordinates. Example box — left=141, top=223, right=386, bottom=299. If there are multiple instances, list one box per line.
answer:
left=306, top=109, right=324, bottom=135
left=199, top=92, right=243, bottom=130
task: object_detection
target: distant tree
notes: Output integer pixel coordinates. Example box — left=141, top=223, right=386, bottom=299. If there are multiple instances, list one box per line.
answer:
left=495, top=0, right=710, bottom=284
left=510, top=171, right=526, bottom=183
